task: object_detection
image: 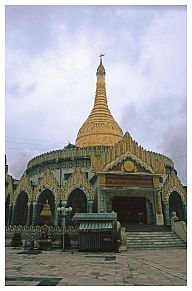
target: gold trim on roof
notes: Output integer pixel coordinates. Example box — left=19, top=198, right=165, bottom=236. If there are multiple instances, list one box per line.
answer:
left=91, top=132, right=174, bottom=174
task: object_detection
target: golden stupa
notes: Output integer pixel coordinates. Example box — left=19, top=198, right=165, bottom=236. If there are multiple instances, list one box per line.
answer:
left=40, top=200, right=52, bottom=217
left=75, top=56, right=123, bottom=148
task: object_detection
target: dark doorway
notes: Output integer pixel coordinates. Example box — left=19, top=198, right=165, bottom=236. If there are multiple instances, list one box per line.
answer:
left=14, top=191, right=28, bottom=225
left=169, top=191, right=184, bottom=221
left=36, top=189, right=55, bottom=225
left=67, top=188, right=87, bottom=217
left=112, top=197, right=147, bottom=224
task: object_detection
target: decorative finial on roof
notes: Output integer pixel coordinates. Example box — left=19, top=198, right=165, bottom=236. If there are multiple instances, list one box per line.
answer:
left=99, top=53, right=105, bottom=64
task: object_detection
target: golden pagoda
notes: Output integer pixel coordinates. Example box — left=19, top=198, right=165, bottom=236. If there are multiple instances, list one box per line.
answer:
left=75, top=56, right=123, bottom=147
left=40, top=200, right=52, bottom=217
left=39, top=199, right=53, bottom=225
left=6, top=56, right=187, bottom=234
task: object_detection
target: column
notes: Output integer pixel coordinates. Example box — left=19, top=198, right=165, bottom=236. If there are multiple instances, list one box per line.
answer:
left=8, top=204, right=12, bottom=225
left=5, top=204, right=9, bottom=225
left=11, top=205, right=15, bottom=225
left=163, top=201, right=170, bottom=225
left=183, top=204, right=187, bottom=222
left=32, top=202, right=37, bottom=225
left=54, top=201, right=59, bottom=226
left=87, top=201, right=93, bottom=213
left=27, top=202, right=31, bottom=225
left=98, top=189, right=105, bottom=213
left=107, top=199, right=113, bottom=213
left=155, top=191, right=164, bottom=225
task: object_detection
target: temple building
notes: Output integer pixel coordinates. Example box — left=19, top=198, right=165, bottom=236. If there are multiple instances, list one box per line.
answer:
left=5, top=57, right=187, bottom=228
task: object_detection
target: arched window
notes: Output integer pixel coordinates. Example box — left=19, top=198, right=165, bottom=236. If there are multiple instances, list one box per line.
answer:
left=67, top=188, right=87, bottom=216
left=169, top=191, right=184, bottom=221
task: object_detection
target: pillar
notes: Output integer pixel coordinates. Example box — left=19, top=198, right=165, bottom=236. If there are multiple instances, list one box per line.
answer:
left=11, top=205, right=15, bottom=225
left=54, top=201, right=59, bottom=226
left=163, top=201, right=170, bottom=225
left=27, top=202, right=31, bottom=225
left=8, top=204, right=12, bottom=225
left=87, top=201, right=93, bottom=213
left=32, top=202, right=37, bottom=225
left=155, top=191, right=164, bottom=225
left=98, top=189, right=105, bottom=213
left=5, top=204, right=9, bottom=225
left=107, top=198, right=112, bottom=213
left=184, top=204, right=187, bottom=222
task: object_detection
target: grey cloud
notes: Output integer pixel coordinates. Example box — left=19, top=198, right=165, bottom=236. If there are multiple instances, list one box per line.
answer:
left=7, top=82, right=37, bottom=99
left=8, top=152, right=34, bottom=179
left=120, top=93, right=186, bottom=185
left=5, top=5, right=187, bottom=185
left=160, top=120, right=187, bottom=185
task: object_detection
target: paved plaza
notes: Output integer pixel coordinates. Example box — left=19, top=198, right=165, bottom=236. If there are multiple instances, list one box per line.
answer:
left=5, top=247, right=187, bottom=286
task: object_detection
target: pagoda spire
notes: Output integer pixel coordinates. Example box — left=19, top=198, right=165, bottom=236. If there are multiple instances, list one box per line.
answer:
left=75, top=57, right=123, bottom=148
left=99, top=53, right=105, bottom=64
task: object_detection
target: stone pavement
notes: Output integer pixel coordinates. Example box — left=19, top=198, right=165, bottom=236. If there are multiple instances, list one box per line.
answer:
left=5, top=247, right=187, bottom=286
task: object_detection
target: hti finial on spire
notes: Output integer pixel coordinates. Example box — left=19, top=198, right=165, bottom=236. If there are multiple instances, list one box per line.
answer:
left=99, top=53, right=105, bottom=64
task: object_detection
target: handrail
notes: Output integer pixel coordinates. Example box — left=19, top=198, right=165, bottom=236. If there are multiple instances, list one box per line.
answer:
left=171, top=220, right=187, bottom=243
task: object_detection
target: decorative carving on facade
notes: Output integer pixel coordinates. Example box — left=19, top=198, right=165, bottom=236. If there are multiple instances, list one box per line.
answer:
left=63, top=168, right=94, bottom=201
left=35, top=169, right=60, bottom=201
left=98, top=174, right=106, bottom=186
left=14, top=172, right=33, bottom=203
left=123, top=160, right=135, bottom=172
left=6, top=176, right=14, bottom=201
left=103, top=189, right=154, bottom=205
left=153, top=176, right=160, bottom=188
left=103, top=151, right=155, bottom=174
left=27, top=146, right=95, bottom=173
left=91, top=132, right=173, bottom=175
left=162, top=171, right=187, bottom=202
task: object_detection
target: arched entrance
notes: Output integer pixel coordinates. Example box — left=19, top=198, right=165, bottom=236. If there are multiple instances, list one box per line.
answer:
left=36, top=189, right=55, bottom=225
left=67, top=188, right=87, bottom=216
left=169, top=191, right=184, bottom=221
left=112, top=197, right=147, bottom=224
left=5, top=194, right=10, bottom=225
left=14, top=191, right=28, bottom=225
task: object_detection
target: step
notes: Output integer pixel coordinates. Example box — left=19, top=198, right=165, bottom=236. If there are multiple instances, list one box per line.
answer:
left=126, top=231, right=176, bottom=236
left=127, top=245, right=186, bottom=250
left=126, top=236, right=180, bottom=240
left=127, top=239, right=184, bottom=244
left=126, top=233, right=181, bottom=238
left=127, top=241, right=185, bottom=246
left=126, top=233, right=182, bottom=237
left=123, top=224, right=171, bottom=232
left=125, top=231, right=186, bottom=250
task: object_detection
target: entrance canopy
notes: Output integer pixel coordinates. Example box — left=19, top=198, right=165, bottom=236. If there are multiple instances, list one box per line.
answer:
left=73, top=212, right=117, bottom=221
left=79, top=221, right=113, bottom=232
left=73, top=213, right=117, bottom=232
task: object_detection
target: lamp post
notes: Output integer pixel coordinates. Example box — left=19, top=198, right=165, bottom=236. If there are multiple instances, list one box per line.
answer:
left=57, top=202, right=72, bottom=251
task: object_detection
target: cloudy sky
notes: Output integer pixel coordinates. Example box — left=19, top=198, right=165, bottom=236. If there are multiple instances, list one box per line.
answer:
left=5, top=5, right=187, bottom=185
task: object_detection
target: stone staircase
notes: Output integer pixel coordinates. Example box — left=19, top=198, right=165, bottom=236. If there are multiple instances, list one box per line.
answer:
left=125, top=225, right=186, bottom=250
